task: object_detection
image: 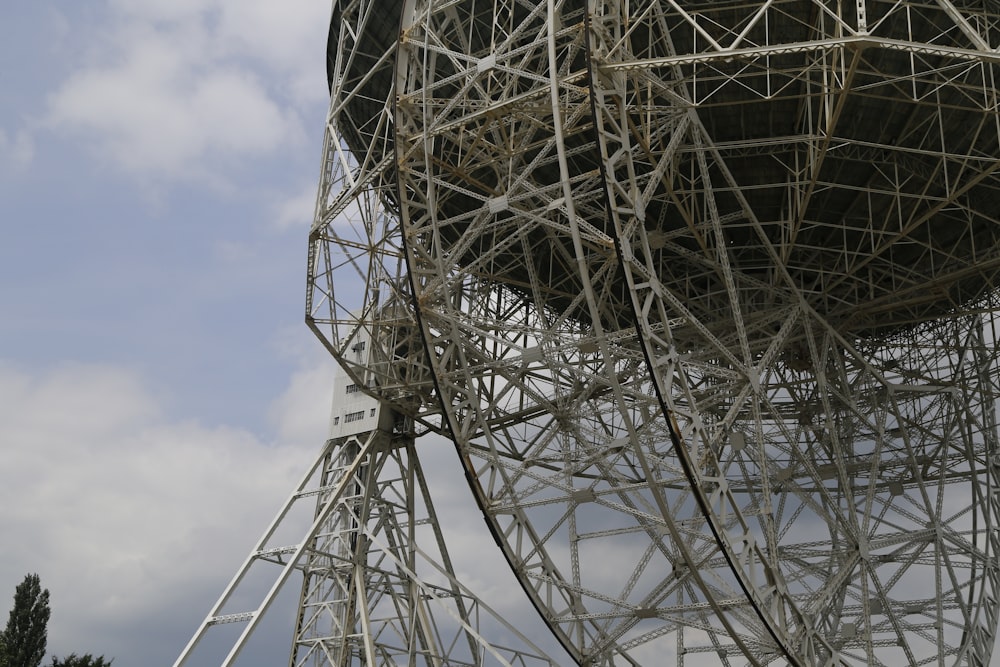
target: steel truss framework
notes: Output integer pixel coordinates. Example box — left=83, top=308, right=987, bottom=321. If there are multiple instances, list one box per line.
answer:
left=173, top=415, right=557, bottom=667
left=178, top=1, right=1000, bottom=666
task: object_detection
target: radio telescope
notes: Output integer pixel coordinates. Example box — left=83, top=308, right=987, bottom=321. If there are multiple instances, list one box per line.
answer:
left=177, top=1, right=1000, bottom=666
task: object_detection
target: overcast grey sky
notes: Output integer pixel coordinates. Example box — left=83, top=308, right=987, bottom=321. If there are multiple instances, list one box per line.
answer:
left=0, top=0, right=335, bottom=662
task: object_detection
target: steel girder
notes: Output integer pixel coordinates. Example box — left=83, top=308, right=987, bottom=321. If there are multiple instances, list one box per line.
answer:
left=180, top=1, right=1000, bottom=666
left=391, top=1, right=1000, bottom=665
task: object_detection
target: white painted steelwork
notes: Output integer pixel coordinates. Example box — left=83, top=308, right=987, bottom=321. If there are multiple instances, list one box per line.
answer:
left=179, top=1, right=1000, bottom=665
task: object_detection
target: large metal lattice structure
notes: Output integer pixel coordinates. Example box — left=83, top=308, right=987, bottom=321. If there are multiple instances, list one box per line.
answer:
left=177, top=1, right=1000, bottom=665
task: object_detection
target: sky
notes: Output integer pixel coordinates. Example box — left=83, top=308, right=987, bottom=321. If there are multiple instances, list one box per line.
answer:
left=5, top=4, right=1000, bottom=667
left=0, top=0, right=331, bottom=663
left=0, top=2, right=548, bottom=665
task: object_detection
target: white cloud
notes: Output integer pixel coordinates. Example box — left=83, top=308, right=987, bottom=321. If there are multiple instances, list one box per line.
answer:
left=215, top=0, right=332, bottom=104
left=273, top=180, right=319, bottom=230
left=269, top=336, right=336, bottom=447
left=47, top=27, right=300, bottom=180
left=44, top=0, right=328, bottom=183
left=107, top=0, right=329, bottom=87
left=0, top=128, right=35, bottom=169
left=0, top=359, right=329, bottom=664
left=107, top=0, right=215, bottom=22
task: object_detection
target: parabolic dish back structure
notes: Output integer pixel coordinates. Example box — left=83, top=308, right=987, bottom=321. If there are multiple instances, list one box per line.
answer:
left=180, top=1, right=1000, bottom=666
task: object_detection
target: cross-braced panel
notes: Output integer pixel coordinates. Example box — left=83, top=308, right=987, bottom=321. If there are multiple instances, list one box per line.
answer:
left=590, top=1, right=1000, bottom=664
left=297, top=1, right=1000, bottom=665
left=395, top=1, right=833, bottom=663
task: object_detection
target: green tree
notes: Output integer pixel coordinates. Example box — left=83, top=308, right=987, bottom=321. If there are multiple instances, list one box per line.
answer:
left=49, top=654, right=112, bottom=667
left=0, top=574, right=50, bottom=667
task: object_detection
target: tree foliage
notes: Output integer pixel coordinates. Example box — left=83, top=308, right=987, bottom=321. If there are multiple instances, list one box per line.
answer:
left=0, top=574, right=50, bottom=667
left=49, top=654, right=112, bottom=667
left=0, top=576, right=112, bottom=667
